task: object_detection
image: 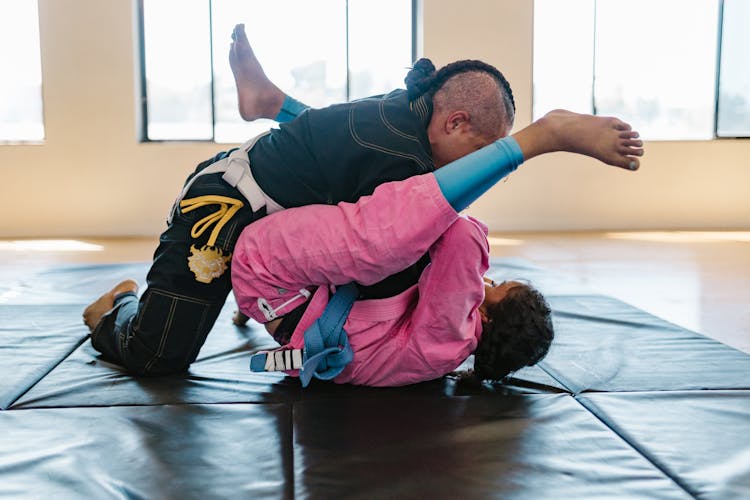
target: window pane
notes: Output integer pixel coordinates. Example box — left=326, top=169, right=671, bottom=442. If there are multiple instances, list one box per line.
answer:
left=143, top=0, right=213, bottom=140
left=594, top=0, right=719, bottom=140
left=0, top=0, right=44, bottom=142
left=212, top=0, right=346, bottom=143
left=717, top=0, right=750, bottom=137
left=142, top=0, right=411, bottom=143
left=533, top=0, right=594, bottom=121
left=348, top=0, right=413, bottom=100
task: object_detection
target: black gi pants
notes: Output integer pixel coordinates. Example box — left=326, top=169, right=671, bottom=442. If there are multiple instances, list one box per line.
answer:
left=91, top=152, right=263, bottom=375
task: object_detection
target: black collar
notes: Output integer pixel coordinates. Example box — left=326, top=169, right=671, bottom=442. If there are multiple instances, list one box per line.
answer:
left=409, top=94, right=433, bottom=129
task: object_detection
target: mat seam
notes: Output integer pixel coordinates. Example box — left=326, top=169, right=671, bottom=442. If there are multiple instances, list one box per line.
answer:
left=534, top=361, right=578, bottom=395
left=3, top=334, right=89, bottom=410
left=573, top=395, right=699, bottom=499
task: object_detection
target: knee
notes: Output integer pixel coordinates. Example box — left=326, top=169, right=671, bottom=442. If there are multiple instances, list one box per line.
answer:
left=120, top=345, right=194, bottom=377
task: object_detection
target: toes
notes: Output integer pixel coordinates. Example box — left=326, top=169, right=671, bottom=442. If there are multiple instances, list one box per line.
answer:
left=618, top=144, right=644, bottom=157
left=231, top=24, right=241, bottom=41
left=618, top=133, right=644, bottom=160
left=627, top=158, right=640, bottom=170
left=621, top=138, right=643, bottom=148
left=235, top=23, right=248, bottom=44
left=610, top=153, right=640, bottom=171
left=232, top=310, right=250, bottom=326
left=619, top=138, right=644, bottom=156
left=611, top=118, right=632, bottom=131
left=615, top=157, right=640, bottom=171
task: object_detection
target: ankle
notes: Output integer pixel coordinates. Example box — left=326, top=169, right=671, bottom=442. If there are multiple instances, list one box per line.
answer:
left=512, top=117, right=558, bottom=161
left=261, top=87, right=286, bottom=119
left=541, top=109, right=578, bottom=152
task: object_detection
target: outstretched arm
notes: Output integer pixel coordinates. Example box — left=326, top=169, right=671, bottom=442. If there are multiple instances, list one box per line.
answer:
left=232, top=174, right=458, bottom=323
left=232, top=109, right=644, bottom=322
left=435, top=109, right=644, bottom=212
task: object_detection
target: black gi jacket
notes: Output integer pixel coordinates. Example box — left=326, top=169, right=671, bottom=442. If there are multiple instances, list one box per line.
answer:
left=249, top=89, right=435, bottom=207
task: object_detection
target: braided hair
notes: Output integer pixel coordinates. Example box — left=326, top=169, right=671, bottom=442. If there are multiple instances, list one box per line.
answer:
left=473, top=283, right=554, bottom=381
left=404, top=58, right=439, bottom=100
left=405, top=58, right=516, bottom=135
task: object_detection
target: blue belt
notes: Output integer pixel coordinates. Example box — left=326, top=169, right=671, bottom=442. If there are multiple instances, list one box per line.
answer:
left=250, top=283, right=358, bottom=387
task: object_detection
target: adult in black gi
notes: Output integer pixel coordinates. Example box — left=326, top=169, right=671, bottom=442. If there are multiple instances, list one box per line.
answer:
left=83, top=24, right=515, bottom=375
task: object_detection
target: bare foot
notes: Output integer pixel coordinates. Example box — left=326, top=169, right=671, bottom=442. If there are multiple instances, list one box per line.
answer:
left=515, top=109, right=644, bottom=170
left=232, top=310, right=250, bottom=326
left=229, top=24, right=286, bottom=121
left=82, top=280, right=139, bottom=332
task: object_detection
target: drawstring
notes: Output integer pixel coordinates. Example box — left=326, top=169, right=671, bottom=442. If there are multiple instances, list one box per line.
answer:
left=179, top=195, right=244, bottom=247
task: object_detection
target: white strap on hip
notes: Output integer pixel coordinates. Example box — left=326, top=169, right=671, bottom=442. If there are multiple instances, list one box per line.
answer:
left=168, top=131, right=282, bottom=223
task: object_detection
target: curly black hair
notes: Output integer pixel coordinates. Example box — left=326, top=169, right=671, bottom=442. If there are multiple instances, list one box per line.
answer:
left=473, top=283, right=554, bottom=381
left=404, top=57, right=516, bottom=128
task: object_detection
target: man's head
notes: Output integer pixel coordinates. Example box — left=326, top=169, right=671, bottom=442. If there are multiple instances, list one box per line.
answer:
left=405, top=58, right=516, bottom=167
left=473, top=280, right=554, bottom=381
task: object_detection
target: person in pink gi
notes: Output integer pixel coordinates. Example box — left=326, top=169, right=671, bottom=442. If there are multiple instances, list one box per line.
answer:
left=231, top=109, right=645, bottom=386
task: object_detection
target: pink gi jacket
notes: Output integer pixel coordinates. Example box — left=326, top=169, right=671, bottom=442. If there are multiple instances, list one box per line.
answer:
left=231, top=174, right=489, bottom=386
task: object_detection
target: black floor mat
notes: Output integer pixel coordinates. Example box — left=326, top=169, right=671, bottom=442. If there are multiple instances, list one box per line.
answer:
left=1, top=259, right=748, bottom=498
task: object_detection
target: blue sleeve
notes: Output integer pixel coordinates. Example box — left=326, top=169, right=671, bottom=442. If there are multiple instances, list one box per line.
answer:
left=274, top=95, right=311, bottom=123
left=433, top=136, right=525, bottom=212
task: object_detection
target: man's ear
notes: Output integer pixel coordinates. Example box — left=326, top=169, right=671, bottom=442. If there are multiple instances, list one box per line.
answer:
left=444, top=110, right=470, bottom=134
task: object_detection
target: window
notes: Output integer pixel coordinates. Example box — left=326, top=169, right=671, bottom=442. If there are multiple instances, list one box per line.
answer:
left=717, top=0, right=750, bottom=137
left=534, top=0, right=746, bottom=140
left=532, top=0, right=594, bottom=120
left=140, top=0, right=413, bottom=143
left=0, top=0, right=44, bottom=143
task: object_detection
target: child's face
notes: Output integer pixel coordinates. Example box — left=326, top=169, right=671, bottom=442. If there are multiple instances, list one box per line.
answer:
left=478, top=279, right=524, bottom=324
left=483, top=280, right=523, bottom=308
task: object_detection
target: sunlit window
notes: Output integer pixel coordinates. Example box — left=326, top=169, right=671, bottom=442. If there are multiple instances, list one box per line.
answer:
left=141, top=0, right=413, bottom=143
left=717, top=0, right=750, bottom=137
left=142, top=0, right=213, bottom=141
left=347, top=0, right=414, bottom=101
left=0, top=0, right=44, bottom=143
left=594, top=0, right=717, bottom=141
left=533, top=0, right=594, bottom=119
left=533, top=0, right=739, bottom=141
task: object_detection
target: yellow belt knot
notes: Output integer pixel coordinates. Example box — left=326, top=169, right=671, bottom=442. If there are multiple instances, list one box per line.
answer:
left=180, top=195, right=244, bottom=283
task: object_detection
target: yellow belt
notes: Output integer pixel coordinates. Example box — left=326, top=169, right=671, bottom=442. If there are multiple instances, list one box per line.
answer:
left=179, top=195, right=244, bottom=248
left=179, top=195, right=244, bottom=284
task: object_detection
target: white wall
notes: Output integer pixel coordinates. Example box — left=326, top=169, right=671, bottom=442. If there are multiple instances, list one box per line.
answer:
left=1, top=0, right=748, bottom=237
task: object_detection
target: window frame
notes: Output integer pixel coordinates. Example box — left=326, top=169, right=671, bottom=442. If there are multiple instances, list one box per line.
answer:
left=714, top=0, right=750, bottom=139
left=533, top=0, right=748, bottom=141
left=137, top=0, right=418, bottom=143
left=0, top=0, right=45, bottom=144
